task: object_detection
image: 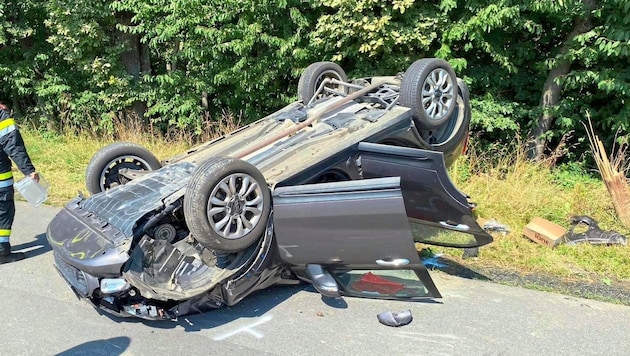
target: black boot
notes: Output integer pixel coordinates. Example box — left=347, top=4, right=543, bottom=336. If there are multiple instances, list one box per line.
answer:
left=0, top=242, right=25, bottom=264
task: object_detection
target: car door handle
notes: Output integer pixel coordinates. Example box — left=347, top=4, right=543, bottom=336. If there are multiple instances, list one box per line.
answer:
left=376, top=258, right=409, bottom=267
left=440, top=221, right=470, bottom=231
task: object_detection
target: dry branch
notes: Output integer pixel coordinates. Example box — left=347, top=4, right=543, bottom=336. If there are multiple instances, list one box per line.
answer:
left=584, top=114, right=630, bottom=228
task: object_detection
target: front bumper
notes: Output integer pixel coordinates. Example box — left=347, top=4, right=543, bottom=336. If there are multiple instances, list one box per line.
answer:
left=46, top=201, right=131, bottom=278
left=47, top=200, right=174, bottom=320
left=52, top=250, right=176, bottom=320
left=53, top=251, right=100, bottom=298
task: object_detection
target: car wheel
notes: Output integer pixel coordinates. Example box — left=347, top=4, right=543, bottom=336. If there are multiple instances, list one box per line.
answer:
left=298, top=62, right=348, bottom=104
left=400, top=58, right=458, bottom=128
left=85, top=142, right=162, bottom=194
left=416, top=79, right=471, bottom=155
left=184, top=157, right=271, bottom=252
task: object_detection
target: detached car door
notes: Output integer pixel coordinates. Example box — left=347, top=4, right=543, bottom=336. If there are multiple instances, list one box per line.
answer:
left=358, top=142, right=493, bottom=248
left=273, top=177, right=442, bottom=300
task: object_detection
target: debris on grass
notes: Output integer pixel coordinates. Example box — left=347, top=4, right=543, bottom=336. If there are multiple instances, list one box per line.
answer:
left=564, top=215, right=627, bottom=246
left=523, top=217, right=566, bottom=248
left=479, top=218, right=510, bottom=235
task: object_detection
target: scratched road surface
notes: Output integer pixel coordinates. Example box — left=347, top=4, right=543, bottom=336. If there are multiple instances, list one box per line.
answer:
left=2, top=202, right=629, bottom=356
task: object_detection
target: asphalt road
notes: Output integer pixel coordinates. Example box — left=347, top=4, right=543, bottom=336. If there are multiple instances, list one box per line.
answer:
left=1, top=201, right=630, bottom=356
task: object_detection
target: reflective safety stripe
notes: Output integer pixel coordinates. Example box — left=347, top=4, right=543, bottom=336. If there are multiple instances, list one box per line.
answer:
left=0, top=178, right=14, bottom=188
left=0, top=118, right=15, bottom=130
left=0, top=170, right=13, bottom=188
left=0, top=237, right=8, bottom=243
left=0, top=229, right=11, bottom=237
left=0, top=118, right=16, bottom=138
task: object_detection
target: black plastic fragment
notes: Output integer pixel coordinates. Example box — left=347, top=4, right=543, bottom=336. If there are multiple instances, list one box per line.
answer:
left=564, top=215, right=627, bottom=246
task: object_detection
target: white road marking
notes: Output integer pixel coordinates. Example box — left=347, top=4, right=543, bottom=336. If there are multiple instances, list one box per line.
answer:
left=212, top=315, right=274, bottom=341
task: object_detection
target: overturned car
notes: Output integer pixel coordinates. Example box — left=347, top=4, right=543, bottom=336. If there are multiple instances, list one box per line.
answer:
left=47, top=58, right=492, bottom=320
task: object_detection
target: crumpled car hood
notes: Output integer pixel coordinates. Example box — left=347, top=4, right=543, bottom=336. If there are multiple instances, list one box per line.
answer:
left=81, top=161, right=196, bottom=240
left=46, top=162, right=196, bottom=276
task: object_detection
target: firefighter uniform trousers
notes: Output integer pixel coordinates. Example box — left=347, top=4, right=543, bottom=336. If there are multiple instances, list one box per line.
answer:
left=0, top=188, right=15, bottom=244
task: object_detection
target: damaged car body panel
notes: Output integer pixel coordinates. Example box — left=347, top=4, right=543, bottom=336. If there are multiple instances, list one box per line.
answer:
left=46, top=59, right=492, bottom=320
left=273, top=177, right=419, bottom=267
left=358, top=142, right=493, bottom=248
left=273, top=177, right=442, bottom=299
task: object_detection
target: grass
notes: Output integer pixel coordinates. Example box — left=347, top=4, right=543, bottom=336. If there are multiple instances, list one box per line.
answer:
left=444, top=141, right=630, bottom=285
left=17, top=124, right=630, bottom=289
left=18, top=130, right=191, bottom=205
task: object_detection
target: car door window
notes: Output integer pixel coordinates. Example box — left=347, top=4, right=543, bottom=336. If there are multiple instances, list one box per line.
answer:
left=410, top=221, right=481, bottom=248
left=332, top=268, right=439, bottom=299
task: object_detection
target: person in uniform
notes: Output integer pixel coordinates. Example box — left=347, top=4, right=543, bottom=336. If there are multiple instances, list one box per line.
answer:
left=0, top=103, right=39, bottom=264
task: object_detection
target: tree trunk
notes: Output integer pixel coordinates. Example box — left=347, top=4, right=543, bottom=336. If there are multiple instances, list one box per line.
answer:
left=116, top=11, right=150, bottom=122
left=140, top=43, right=151, bottom=74
left=166, top=40, right=180, bottom=73
left=527, top=0, right=596, bottom=160
left=528, top=62, right=572, bottom=160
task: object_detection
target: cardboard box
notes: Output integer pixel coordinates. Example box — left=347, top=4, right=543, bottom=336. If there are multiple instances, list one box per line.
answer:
left=523, top=217, right=567, bottom=248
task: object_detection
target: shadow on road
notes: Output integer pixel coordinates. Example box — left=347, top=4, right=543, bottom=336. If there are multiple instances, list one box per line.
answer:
left=13, top=232, right=51, bottom=258
left=419, top=249, right=490, bottom=281
left=93, top=284, right=310, bottom=332
left=177, top=284, right=310, bottom=332
left=54, top=336, right=130, bottom=356
left=320, top=294, right=348, bottom=308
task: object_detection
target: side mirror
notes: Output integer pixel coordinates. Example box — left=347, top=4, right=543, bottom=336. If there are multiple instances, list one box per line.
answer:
left=306, top=264, right=340, bottom=298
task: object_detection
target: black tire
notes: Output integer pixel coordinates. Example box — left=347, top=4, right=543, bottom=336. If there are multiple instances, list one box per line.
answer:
left=416, top=79, right=471, bottom=156
left=184, top=157, right=271, bottom=252
left=298, top=62, right=348, bottom=104
left=85, top=142, right=161, bottom=194
left=400, top=58, right=458, bottom=128
left=456, top=77, right=470, bottom=103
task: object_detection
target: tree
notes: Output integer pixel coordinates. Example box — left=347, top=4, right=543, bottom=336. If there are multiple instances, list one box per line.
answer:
left=438, top=0, right=629, bottom=159
left=1, top=0, right=628, bottom=150
left=41, top=0, right=138, bottom=131
left=0, top=0, right=49, bottom=114
left=560, top=0, right=630, bottom=146
left=309, top=0, right=447, bottom=75
left=110, top=0, right=317, bottom=133
left=528, top=0, right=595, bottom=160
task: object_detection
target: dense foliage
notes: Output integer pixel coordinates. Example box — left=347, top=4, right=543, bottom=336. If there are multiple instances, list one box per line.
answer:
left=1, top=0, right=628, bottom=158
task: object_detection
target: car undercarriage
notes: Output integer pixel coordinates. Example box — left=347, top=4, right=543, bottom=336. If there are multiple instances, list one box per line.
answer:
left=47, top=59, right=492, bottom=320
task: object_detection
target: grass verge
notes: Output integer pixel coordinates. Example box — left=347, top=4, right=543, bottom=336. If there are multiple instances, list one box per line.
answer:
left=441, top=141, right=630, bottom=297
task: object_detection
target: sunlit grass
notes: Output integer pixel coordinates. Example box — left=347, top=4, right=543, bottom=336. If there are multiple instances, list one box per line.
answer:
left=19, top=130, right=194, bottom=205
left=443, top=140, right=630, bottom=283
left=18, top=112, right=242, bottom=206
